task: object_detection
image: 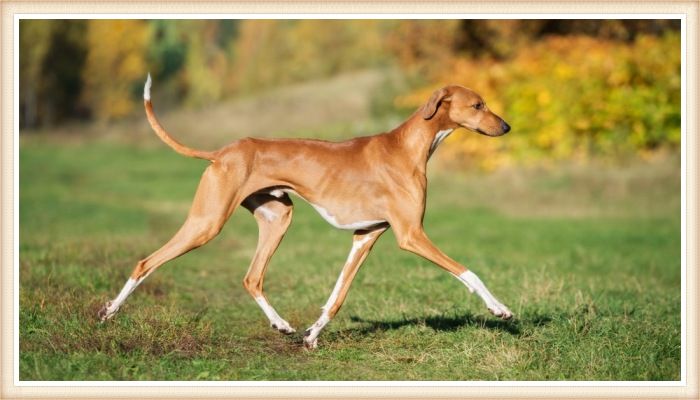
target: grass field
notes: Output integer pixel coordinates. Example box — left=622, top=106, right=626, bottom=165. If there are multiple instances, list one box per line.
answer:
left=19, top=133, right=681, bottom=381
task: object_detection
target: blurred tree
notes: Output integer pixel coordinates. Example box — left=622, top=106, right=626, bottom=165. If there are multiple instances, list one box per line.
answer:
left=81, top=20, right=149, bottom=122
left=19, top=20, right=52, bottom=128
left=453, top=19, right=682, bottom=59
left=20, top=15, right=682, bottom=166
left=148, top=20, right=187, bottom=81
left=385, top=20, right=460, bottom=79
left=231, top=20, right=393, bottom=93
left=229, top=19, right=278, bottom=93
left=19, top=20, right=87, bottom=128
left=179, top=20, right=233, bottom=107
left=454, top=20, right=548, bottom=59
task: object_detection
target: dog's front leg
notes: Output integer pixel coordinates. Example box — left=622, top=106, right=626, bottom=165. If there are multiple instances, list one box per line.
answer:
left=394, top=225, right=513, bottom=320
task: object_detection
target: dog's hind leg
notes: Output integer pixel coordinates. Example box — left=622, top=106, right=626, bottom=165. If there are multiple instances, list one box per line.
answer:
left=241, top=193, right=296, bottom=334
left=303, top=226, right=387, bottom=349
left=98, top=162, right=244, bottom=321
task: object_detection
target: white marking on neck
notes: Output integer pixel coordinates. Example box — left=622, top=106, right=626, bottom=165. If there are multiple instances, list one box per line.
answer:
left=429, top=128, right=454, bottom=158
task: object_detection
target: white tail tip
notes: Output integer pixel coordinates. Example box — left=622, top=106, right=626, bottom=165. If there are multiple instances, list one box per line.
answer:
left=144, top=73, right=152, bottom=101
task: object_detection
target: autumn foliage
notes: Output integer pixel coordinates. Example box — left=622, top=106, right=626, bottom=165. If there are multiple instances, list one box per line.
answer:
left=398, top=31, right=681, bottom=168
left=19, top=19, right=680, bottom=165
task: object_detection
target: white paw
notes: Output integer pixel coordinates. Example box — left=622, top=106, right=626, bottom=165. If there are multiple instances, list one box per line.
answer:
left=303, top=326, right=322, bottom=350
left=303, top=335, right=318, bottom=350
left=488, top=303, right=513, bottom=320
left=97, top=301, right=118, bottom=322
left=271, top=320, right=296, bottom=335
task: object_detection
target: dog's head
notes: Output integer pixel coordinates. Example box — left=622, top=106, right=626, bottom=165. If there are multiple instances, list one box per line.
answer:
left=422, top=85, right=510, bottom=137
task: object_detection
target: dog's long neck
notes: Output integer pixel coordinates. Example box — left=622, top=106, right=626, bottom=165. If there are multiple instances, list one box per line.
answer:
left=391, top=111, right=456, bottom=166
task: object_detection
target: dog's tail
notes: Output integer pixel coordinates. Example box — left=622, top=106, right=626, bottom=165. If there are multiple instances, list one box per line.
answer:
left=143, top=74, right=216, bottom=161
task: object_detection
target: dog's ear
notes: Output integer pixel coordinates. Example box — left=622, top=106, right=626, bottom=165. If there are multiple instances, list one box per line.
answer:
left=422, top=87, right=451, bottom=120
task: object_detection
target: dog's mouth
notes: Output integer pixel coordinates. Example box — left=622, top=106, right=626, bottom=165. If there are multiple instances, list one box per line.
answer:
left=468, top=119, right=510, bottom=137
left=474, top=128, right=508, bottom=137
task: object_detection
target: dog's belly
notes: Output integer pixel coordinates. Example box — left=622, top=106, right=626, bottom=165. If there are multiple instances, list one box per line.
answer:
left=308, top=203, right=386, bottom=230
left=270, top=189, right=386, bottom=230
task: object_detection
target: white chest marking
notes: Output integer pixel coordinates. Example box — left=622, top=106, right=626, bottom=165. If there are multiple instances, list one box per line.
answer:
left=271, top=189, right=385, bottom=231
left=429, top=128, right=454, bottom=158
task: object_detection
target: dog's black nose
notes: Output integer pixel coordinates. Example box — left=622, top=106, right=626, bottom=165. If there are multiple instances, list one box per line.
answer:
left=501, top=121, right=511, bottom=134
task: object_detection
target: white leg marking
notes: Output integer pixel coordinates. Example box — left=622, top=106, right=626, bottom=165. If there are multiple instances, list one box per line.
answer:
left=456, top=270, right=513, bottom=319
left=100, top=277, right=143, bottom=321
left=303, top=314, right=330, bottom=349
left=304, top=236, right=373, bottom=348
left=303, top=270, right=342, bottom=349
left=254, top=296, right=295, bottom=333
left=255, top=205, right=278, bottom=222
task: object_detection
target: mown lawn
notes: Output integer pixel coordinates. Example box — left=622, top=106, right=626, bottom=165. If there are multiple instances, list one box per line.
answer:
left=19, top=135, right=681, bottom=381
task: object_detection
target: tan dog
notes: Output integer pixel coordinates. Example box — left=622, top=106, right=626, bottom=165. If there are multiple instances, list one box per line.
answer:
left=99, top=75, right=513, bottom=349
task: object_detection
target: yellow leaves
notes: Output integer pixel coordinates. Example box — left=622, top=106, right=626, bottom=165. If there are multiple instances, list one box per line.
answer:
left=554, top=64, right=575, bottom=80
left=536, top=91, right=551, bottom=106
left=399, top=31, right=681, bottom=169
left=82, top=20, right=149, bottom=122
left=385, top=20, right=460, bottom=75
left=232, top=20, right=397, bottom=94
left=181, top=21, right=230, bottom=107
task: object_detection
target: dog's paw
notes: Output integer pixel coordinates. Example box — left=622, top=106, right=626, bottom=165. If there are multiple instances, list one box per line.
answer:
left=97, top=301, right=116, bottom=322
left=488, top=304, right=513, bottom=320
left=303, top=338, right=318, bottom=350
left=271, top=321, right=296, bottom=335
left=303, top=329, right=318, bottom=350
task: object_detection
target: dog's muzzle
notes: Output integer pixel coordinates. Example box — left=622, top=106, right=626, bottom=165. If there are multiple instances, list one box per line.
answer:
left=501, top=121, right=511, bottom=134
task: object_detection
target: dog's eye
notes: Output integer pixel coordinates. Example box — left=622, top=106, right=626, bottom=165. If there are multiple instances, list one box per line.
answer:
left=473, top=103, right=483, bottom=110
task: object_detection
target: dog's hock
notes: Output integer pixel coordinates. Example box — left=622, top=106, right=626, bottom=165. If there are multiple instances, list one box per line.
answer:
left=144, top=73, right=152, bottom=101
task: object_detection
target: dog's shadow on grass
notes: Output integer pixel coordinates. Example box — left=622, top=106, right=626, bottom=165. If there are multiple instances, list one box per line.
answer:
left=343, top=312, right=554, bottom=337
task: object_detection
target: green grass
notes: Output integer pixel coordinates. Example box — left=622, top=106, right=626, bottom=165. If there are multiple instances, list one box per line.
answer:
left=19, top=135, right=681, bottom=381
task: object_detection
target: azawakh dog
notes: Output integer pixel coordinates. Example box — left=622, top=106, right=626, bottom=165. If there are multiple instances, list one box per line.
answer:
left=99, top=75, right=513, bottom=349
